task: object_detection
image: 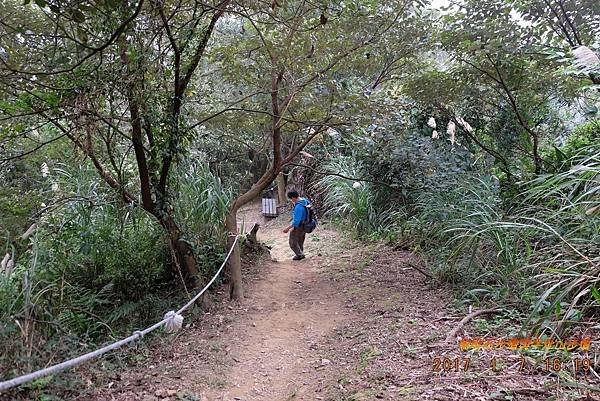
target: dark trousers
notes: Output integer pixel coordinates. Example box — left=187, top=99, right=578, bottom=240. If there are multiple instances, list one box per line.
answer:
left=289, top=226, right=306, bottom=256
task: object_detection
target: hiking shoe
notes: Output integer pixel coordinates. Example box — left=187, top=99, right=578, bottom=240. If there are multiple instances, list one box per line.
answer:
left=292, top=255, right=306, bottom=261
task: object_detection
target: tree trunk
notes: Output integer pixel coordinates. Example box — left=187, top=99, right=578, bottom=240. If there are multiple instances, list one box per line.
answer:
left=161, top=215, right=213, bottom=309
left=160, top=215, right=201, bottom=288
left=276, top=172, right=286, bottom=204
left=225, top=211, right=243, bottom=300
left=244, top=223, right=270, bottom=253
left=223, top=66, right=324, bottom=301
left=531, top=132, right=542, bottom=174
left=226, top=170, right=278, bottom=299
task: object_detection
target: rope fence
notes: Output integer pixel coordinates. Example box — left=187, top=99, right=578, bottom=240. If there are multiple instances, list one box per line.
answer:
left=0, top=234, right=241, bottom=392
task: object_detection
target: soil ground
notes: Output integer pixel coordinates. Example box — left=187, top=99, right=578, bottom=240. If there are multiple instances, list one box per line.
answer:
left=82, top=204, right=600, bottom=401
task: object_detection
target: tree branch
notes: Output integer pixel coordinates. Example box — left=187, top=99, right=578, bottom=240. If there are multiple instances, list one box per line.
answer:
left=158, top=0, right=231, bottom=194
left=0, top=0, right=146, bottom=76
left=288, top=162, right=397, bottom=189
left=0, top=134, right=67, bottom=164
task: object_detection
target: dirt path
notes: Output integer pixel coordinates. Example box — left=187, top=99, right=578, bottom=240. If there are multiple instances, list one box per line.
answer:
left=90, top=206, right=597, bottom=401
left=91, top=209, right=362, bottom=401
left=203, top=221, right=349, bottom=400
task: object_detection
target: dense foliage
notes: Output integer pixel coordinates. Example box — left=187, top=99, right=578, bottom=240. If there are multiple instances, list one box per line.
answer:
left=1, top=0, right=599, bottom=397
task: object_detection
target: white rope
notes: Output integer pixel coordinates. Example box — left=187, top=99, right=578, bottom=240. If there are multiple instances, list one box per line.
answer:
left=0, top=234, right=240, bottom=392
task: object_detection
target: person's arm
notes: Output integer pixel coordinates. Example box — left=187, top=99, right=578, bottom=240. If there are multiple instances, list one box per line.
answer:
left=283, top=203, right=302, bottom=233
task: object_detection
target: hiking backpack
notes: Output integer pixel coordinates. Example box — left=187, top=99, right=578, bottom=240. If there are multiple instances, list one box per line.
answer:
left=302, top=201, right=317, bottom=233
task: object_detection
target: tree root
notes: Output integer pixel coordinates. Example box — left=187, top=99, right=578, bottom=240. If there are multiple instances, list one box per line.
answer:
left=445, top=308, right=501, bottom=342
left=405, top=262, right=433, bottom=280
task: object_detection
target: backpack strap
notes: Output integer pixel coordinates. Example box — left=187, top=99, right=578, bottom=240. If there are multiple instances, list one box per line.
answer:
left=301, top=200, right=312, bottom=224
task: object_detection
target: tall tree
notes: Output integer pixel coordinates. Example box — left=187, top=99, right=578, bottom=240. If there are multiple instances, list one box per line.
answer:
left=513, top=0, right=600, bottom=84
left=404, top=0, right=583, bottom=176
left=199, top=0, right=426, bottom=299
left=0, top=0, right=230, bottom=289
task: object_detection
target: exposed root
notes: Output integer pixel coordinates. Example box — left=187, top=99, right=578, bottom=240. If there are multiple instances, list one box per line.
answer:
left=445, top=308, right=501, bottom=342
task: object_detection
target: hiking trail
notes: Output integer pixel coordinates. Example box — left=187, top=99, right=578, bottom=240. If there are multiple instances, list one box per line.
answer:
left=91, top=204, right=572, bottom=401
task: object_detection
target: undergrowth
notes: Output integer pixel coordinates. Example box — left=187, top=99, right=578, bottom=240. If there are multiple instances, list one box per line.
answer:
left=317, top=138, right=600, bottom=338
left=0, top=160, right=231, bottom=398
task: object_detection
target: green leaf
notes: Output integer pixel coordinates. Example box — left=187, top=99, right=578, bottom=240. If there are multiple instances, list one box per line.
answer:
left=591, top=287, right=600, bottom=303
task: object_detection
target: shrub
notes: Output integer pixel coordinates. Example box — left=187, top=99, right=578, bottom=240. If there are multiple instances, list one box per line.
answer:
left=515, top=147, right=600, bottom=334
left=0, top=159, right=233, bottom=390
left=544, top=119, right=600, bottom=171
left=405, top=177, right=535, bottom=303
left=174, top=161, right=232, bottom=277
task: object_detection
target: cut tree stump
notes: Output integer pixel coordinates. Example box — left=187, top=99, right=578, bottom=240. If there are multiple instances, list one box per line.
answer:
left=244, top=223, right=271, bottom=254
left=246, top=222, right=260, bottom=244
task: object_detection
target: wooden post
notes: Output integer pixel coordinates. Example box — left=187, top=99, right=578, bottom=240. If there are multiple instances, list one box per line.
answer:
left=225, top=212, right=244, bottom=300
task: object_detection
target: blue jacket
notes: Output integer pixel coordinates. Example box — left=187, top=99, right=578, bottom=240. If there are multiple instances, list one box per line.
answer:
left=292, top=198, right=309, bottom=228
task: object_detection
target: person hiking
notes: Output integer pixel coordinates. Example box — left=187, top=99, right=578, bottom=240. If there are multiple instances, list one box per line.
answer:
left=282, top=190, right=310, bottom=260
